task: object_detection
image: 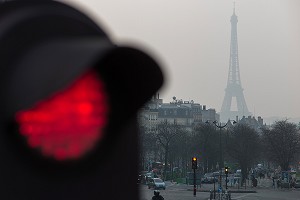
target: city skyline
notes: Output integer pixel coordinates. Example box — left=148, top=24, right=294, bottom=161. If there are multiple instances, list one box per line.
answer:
left=69, top=0, right=300, bottom=121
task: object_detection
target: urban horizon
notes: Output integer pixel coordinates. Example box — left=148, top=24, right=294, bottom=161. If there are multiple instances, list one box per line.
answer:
left=69, top=0, right=300, bottom=122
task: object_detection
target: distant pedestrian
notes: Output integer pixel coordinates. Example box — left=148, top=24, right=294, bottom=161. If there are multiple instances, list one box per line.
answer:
left=277, top=179, right=281, bottom=189
left=152, top=190, right=164, bottom=200
left=252, top=178, right=257, bottom=187
left=291, top=178, right=295, bottom=188
left=272, top=177, right=275, bottom=188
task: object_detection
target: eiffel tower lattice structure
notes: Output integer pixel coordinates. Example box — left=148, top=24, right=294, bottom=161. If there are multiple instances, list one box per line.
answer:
left=220, top=7, right=251, bottom=122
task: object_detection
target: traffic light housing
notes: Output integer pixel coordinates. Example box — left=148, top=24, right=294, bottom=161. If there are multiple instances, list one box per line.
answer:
left=192, top=157, right=197, bottom=169
left=0, top=1, right=163, bottom=200
left=225, top=166, right=229, bottom=175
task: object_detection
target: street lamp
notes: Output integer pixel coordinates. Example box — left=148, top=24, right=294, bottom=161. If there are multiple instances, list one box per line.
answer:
left=206, top=119, right=236, bottom=193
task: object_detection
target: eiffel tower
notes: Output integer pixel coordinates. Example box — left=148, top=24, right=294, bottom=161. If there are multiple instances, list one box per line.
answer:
left=220, top=6, right=251, bottom=122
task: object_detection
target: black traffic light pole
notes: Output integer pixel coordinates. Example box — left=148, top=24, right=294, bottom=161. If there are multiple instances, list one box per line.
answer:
left=192, top=157, right=197, bottom=197
left=213, top=173, right=216, bottom=199
left=225, top=166, right=229, bottom=190
left=193, top=168, right=196, bottom=197
left=226, top=173, right=228, bottom=190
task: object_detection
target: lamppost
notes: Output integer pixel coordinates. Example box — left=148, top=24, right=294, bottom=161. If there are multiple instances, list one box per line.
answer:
left=206, top=120, right=236, bottom=193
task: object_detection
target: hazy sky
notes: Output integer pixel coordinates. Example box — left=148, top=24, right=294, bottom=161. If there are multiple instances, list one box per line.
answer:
left=67, top=0, right=300, bottom=120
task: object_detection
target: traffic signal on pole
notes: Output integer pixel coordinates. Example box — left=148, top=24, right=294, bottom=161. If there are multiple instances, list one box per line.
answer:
left=192, top=157, right=197, bottom=169
left=0, top=1, right=163, bottom=200
left=225, top=166, right=229, bottom=175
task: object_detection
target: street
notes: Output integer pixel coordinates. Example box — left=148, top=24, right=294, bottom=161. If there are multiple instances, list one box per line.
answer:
left=231, top=189, right=300, bottom=200
left=139, top=178, right=300, bottom=200
left=140, top=182, right=209, bottom=200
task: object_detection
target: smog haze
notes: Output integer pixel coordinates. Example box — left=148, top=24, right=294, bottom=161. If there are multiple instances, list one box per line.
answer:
left=68, top=0, right=300, bottom=123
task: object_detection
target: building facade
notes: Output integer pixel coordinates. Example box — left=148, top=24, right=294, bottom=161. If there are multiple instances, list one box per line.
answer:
left=139, top=96, right=220, bottom=132
left=236, top=115, right=264, bottom=133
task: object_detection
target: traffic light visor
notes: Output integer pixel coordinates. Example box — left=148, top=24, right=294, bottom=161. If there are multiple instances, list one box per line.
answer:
left=4, top=38, right=163, bottom=162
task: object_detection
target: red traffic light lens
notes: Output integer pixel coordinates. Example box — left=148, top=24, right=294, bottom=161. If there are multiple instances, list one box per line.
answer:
left=15, top=70, right=109, bottom=161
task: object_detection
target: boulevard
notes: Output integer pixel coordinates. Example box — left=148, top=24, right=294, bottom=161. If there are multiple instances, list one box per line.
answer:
left=139, top=178, right=300, bottom=200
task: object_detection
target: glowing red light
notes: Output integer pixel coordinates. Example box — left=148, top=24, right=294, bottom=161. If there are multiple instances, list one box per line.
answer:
left=15, top=70, right=109, bottom=161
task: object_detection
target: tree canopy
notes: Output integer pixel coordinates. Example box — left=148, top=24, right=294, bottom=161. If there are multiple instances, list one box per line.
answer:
left=226, top=124, right=261, bottom=184
left=262, top=120, right=300, bottom=171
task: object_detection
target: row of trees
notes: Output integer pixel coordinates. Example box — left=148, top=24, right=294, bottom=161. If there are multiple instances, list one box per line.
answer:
left=139, top=120, right=300, bottom=184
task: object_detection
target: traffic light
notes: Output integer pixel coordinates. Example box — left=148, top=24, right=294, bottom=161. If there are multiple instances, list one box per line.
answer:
left=225, top=166, right=229, bottom=175
left=192, top=157, right=197, bottom=169
left=0, top=1, right=163, bottom=200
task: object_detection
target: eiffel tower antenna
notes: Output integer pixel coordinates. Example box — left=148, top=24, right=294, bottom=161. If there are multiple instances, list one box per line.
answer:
left=220, top=5, right=251, bottom=122
left=233, top=1, right=235, bottom=14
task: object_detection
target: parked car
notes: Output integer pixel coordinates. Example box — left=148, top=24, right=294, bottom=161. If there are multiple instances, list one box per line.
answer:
left=293, top=179, right=300, bottom=188
left=202, top=173, right=217, bottom=183
left=148, top=178, right=166, bottom=190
